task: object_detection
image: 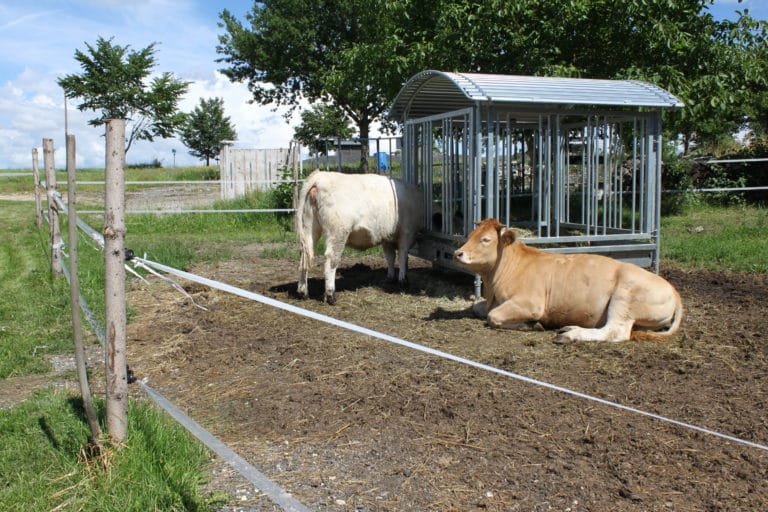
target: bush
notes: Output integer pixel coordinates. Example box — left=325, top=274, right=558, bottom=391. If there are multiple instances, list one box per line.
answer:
left=127, top=158, right=164, bottom=169
left=661, top=155, right=695, bottom=215
left=272, top=165, right=316, bottom=210
left=273, top=166, right=296, bottom=210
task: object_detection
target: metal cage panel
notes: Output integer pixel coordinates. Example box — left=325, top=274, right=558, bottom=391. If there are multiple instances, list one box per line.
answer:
left=403, top=107, right=665, bottom=272
left=392, top=71, right=680, bottom=277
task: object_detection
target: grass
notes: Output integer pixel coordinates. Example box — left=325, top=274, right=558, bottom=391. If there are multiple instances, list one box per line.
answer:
left=661, top=204, right=768, bottom=272
left=126, top=191, right=295, bottom=269
left=60, top=166, right=219, bottom=183
left=0, top=201, right=75, bottom=378
left=0, top=388, right=216, bottom=512
left=2, top=166, right=766, bottom=510
left=0, top=205, right=221, bottom=509
left=0, top=168, right=256, bottom=511
left=0, top=166, right=219, bottom=195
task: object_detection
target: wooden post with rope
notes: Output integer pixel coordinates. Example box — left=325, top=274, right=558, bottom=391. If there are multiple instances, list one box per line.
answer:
left=43, top=138, right=62, bottom=276
left=104, top=120, right=128, bottom=443
left=65, top=134, right=103, bottom=446
left=32, top=148, right=42, bottom=227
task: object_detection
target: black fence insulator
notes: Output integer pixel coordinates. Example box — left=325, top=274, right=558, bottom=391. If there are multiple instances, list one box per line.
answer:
left=126, top=365, right=137, bottom=384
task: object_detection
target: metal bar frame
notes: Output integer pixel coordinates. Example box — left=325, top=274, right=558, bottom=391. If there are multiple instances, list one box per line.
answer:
left=403, top=104, right=663, bottom=272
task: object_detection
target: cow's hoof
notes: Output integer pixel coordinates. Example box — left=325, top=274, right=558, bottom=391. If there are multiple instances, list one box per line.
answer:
left=324, top=293, right=336, bottom=305
left=553, top=334, right=572, bottom=344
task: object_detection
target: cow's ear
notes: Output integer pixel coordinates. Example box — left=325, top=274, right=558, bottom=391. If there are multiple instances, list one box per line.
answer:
left=500, top=227, right=516, bottom=246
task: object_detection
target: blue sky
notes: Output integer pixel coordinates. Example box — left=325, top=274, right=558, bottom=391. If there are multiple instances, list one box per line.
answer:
left=0, top=0, right=291, bottom=169
left=0, top=0, right=766, bottom=169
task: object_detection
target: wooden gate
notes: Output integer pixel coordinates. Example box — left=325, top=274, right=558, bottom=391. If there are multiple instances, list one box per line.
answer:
left=219, top=142, right=300, bottom=199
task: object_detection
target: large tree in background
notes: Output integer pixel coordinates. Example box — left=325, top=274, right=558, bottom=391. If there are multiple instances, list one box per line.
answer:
left=178, top=97, right=237, bottom=166
left=717, top=13, right=768, bottom=146
left=423, top=0, right=767, bottom=152
left=58, top=36, right=189, bottom=155
left=218, top=0, right=767, bottom=159
left=217, top=0, right=429, bottom=169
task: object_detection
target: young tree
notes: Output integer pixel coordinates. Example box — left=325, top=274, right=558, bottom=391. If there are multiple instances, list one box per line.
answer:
left=58, top=36, right=189, bottom=155
left=293, top=104, right=354, bottom=156
left=178, top=97, right=237, bottom=166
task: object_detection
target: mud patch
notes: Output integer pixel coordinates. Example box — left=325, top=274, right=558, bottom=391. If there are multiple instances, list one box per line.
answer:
left=126, top=250, right=768, bottom=511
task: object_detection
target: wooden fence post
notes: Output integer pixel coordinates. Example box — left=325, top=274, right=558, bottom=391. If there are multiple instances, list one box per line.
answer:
left=66, top=134, right=103, bottom=444
left=43, top=138, right=62, bottom=276
left=32, top=148, right=42, bottom=227
left=219, top=141, right=232, bottom=200
left=104, top=119, right=128, bottom=444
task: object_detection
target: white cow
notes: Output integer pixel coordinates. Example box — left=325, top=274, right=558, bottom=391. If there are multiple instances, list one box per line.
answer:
left=296, top=170, right=424, bottom=304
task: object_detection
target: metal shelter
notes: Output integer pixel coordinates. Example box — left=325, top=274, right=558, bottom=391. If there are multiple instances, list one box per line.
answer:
left=389, top=70, right=683, bottom=273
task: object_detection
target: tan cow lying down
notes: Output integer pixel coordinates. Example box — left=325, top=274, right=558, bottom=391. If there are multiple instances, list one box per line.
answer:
left=454, top=218, right=683, bottom=343
left=297, top=170, right=424, bottom=304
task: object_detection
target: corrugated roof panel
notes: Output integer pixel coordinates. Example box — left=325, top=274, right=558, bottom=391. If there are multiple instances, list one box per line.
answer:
left=389, top=70, right=684, bottom=121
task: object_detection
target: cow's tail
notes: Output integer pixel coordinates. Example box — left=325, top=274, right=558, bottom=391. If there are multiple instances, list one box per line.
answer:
left=297, top=170, right=321, bottom=272
left=630, top=290, right=684, bottom=342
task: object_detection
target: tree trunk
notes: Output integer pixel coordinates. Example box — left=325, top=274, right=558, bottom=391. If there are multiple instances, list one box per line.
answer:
left=104, top=120, right=128, bottom=444
left=358, top=117, right=370, bottom=173
left=43, top=139, right=62, bottom=276
left=66, top=134, right=103, bottom=447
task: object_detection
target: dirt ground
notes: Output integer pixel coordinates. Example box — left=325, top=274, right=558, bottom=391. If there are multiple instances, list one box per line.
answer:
left=124, top=245, right=768, bottom=512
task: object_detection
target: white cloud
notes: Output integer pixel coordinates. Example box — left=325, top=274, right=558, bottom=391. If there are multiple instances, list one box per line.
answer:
left=0, top=68, right=305, bottom=169
left=32, top=94, right=57, bottom=108
left=0, top=1, right=309, bottom=169
left=0, top=1, right=398, bottom=169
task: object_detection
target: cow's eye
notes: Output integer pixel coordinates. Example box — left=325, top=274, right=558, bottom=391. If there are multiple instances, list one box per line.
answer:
left=481, top=236, right=491, bottom=244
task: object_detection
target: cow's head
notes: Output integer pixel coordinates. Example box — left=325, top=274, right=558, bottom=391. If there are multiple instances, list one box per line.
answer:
left=454, top=218, right=516, bottom=273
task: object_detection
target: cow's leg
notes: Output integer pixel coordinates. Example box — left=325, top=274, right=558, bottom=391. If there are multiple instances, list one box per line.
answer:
left=382, top=242, right=397, bottom=282
left=486, top=300, right=544, bottom=330
left=554, top=321, right=633, bottom=343
left=554, top=294, right=634, bottom=343
left=297, top=212, right=322, bottom=299
left=298, top=252, right=310, bottom=298
left=396, top=240, right=409, bottom=286
left=323, top=235, right=347, bottom=305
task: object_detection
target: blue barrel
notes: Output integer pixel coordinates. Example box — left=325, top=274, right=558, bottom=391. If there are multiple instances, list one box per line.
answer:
left=376, top=151, right=389, bottom=171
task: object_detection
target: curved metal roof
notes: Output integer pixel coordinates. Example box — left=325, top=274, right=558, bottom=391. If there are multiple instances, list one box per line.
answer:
left=389, top=70, right=684, bottom=121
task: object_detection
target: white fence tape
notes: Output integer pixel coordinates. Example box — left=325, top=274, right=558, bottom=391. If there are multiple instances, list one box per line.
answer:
left=78, top=208, right=297, bottom=215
